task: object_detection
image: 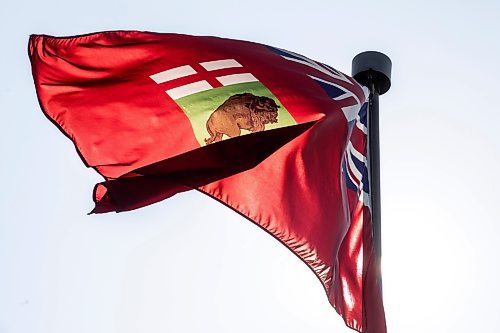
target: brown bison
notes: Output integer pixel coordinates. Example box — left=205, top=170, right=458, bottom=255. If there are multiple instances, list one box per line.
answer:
left=204, top=93, right=280, bottom=144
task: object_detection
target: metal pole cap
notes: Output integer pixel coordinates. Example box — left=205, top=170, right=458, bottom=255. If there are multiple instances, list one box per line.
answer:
left=352, top=51, right=392, bottom=95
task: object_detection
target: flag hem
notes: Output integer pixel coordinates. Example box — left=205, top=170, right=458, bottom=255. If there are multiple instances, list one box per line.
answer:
left=196, top=185, right=366, bottom=333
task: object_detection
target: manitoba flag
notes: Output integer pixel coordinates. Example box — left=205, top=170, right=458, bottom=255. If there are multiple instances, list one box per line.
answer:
left=29, top=31, right=386, bottom=332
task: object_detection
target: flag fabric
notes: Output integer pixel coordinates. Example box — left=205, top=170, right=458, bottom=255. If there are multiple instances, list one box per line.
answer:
left=29, top=31, right=386, bottom=332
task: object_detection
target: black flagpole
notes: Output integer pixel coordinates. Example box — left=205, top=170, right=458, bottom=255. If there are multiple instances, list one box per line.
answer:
left=352, top=51, right=392, bottom=290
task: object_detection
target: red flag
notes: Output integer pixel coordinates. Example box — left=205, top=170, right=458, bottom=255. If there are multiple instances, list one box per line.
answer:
left=29, top=31, right=386, bottom=332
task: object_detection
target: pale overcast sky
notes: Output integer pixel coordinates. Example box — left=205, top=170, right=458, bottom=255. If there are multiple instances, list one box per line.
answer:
left=1, top=1, right=499, bottom=332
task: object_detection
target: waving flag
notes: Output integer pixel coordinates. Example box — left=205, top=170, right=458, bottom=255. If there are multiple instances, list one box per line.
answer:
left=29, top=31, right=386, bottom=332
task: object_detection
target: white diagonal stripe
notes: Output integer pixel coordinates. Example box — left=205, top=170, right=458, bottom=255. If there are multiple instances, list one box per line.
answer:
left=308, top=75, right=360, bottom=105
left=341, top=104, right=361, bottom=122
left=347, top=151, right=363, bottom=182
left=150, top=65, right=197, bottom=84
left=282, top=55, right=351, bottom=83
left=361, top=190, right=371, bottom=209
left=356, top=116, right=368, bottom=134
left=308, top=75, right=362, bottom=121
left=276, top=47, right=311, bottom=63
left=346, top=163, right=359, bottom=187
left=216, top=73, right=258, bottom=86
left=166, top=80, right=213, bottom=100
left=200, top=59, right=242, bottom=71
left=333, top=92, right=352, bottom=101
left=348, top=142, right=365, bottom=162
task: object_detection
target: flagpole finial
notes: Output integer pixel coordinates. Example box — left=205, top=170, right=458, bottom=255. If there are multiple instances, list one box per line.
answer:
left=352, top=51, right=392, bottom=95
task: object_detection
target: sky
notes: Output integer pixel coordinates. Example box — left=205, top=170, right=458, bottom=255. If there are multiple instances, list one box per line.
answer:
left=1, top=1, right=500, bottom=332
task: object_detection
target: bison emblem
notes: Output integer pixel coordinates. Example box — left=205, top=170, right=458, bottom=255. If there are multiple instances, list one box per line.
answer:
left=205, top=93, right=280, bottom=144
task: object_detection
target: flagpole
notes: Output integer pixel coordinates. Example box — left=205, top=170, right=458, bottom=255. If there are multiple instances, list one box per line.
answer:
left=351, top=51, right=392, bottom=289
